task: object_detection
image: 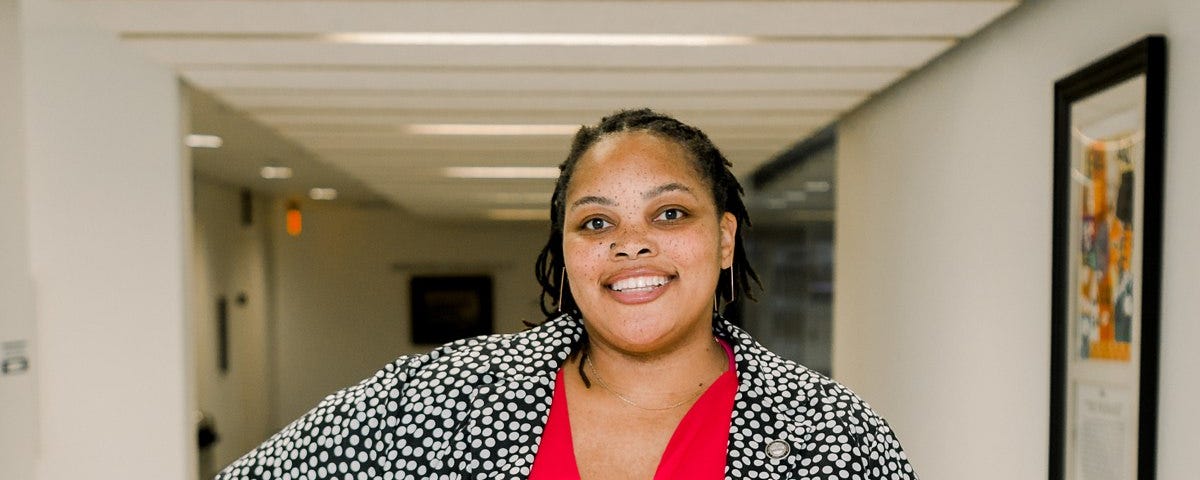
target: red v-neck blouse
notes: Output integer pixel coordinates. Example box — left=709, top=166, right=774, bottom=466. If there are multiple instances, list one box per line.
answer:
left=529, top=339, right=737, bottom=479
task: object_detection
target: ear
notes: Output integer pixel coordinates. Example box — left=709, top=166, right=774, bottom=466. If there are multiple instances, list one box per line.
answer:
left=718, top=212, right=737, bottom=269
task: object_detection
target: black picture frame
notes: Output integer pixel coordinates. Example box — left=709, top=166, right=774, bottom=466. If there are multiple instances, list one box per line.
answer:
left=1050, top=36, right=1165, bottom=480
left=410, top=275, right=494, bottom=345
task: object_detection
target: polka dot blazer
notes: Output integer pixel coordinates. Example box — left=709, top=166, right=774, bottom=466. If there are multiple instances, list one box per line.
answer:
left=217, top=314, right=917, bottom=479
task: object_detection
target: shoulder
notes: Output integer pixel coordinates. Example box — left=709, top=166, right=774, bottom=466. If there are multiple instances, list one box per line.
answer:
left=217, top=317, right=580, bottom=479
left=721, top=322, right=917, bottom=478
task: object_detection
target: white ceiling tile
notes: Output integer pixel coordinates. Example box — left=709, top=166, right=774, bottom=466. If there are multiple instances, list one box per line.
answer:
left=77, top=1, right=1018, bottom=37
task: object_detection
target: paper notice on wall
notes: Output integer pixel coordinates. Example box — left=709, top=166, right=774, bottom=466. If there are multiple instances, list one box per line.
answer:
left=1, top=340, right=30, bottom=376
left=1074, top=383, right=1131, bottom=480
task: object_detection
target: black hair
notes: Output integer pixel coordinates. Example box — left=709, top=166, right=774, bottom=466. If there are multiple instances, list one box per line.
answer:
left=533, top=110, right=761, bottom=387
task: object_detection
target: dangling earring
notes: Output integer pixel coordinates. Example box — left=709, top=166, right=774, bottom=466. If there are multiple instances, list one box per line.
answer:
left=728, top=266, right=736, bottom=304
left=556, top=268, right=566, bottom=313
left=715, top=266, right=735, bottom=315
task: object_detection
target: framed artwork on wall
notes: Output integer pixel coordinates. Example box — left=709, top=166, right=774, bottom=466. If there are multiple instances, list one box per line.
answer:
left=1050, top=36, right=1166, bottom=480
left=410, top=275, right=494, bottom=345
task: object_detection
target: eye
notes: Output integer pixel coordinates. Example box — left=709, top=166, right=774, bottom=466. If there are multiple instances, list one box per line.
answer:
left=581, top=217, right=612, bottom=231
left=655, top=208, right=688, bottom=222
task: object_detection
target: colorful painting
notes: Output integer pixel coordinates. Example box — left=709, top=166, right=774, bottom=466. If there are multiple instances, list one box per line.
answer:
left=1076, top=141, right=1136, bottom=362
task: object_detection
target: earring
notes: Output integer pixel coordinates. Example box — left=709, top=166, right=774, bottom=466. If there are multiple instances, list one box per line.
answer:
left=728, top=266, right=736, bottom=304
left=556, top=268, right=566, bottom=313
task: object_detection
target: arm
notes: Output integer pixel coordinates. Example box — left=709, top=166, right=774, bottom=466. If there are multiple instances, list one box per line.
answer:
left=215, top=356, right=415, bottom=480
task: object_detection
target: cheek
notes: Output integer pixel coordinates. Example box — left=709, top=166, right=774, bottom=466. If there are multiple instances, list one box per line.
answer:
left=662, top=231, right=720, bottom=265
left=562, top=239, right=609, bottom=281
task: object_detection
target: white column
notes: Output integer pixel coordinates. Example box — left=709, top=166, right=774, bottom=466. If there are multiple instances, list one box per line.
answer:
left=21, top=0, right=194, bottom=478
left=0, top=0, right=38, bottom=478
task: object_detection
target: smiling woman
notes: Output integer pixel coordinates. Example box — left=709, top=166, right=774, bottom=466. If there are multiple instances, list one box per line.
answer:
left=217, top=110, right=918, bottom=480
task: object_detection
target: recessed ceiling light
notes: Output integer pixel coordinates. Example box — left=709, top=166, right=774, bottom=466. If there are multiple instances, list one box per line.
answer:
left=260, top=166, right=294, bottom=179
left=309, top=188, right=338, bottom=200
left=804, top=181, right=832, bottom=193
left=783, top=190, right=808, bottom=202
left=473, top=192, right=552, bottom=204
left=322, top=32, right=756, bottom=47
left=184, top=134, right=223, bottom=148
left=404, top=124, right=579, bottom=136
left=444, top=167, right=560, bottom=179
left=486, top=209, right=551, bottom=221
left=765, top=198, right=789, bottom=210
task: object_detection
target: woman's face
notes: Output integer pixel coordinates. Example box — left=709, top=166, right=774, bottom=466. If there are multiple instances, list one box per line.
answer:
left=562, top=132, right=736, bottom=355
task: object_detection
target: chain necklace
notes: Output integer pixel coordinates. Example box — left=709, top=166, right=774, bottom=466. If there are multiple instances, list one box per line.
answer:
left=584, top=354, right=709, bottom=411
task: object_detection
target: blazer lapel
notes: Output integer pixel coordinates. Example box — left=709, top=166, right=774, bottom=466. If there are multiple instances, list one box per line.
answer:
left=720, top=321, right=813, bottom=479
left=459, top=315, right=582, bottom=478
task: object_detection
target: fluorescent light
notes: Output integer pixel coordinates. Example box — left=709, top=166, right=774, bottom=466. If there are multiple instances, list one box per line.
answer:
left=486, top=209, right=551, bottom=221
left=473, top=192, right=551, bottom=204
left=804, top=181, right=832, bottom=193
left=783, top=190, right=808, bottom=202
left=260, top=166, right=294, bottom=179
left=323, top=32, right=755, bottom=47
left=404, top=124, right=578, bottom=136
left=184, top=134, right=223, bottom=148
left=309, top=188, right=338, bottom=200
left=444, top=167, right=560, bottom=179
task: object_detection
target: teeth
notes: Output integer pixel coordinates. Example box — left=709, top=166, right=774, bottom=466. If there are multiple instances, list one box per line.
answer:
left=610, top=276, right=669, bottom=292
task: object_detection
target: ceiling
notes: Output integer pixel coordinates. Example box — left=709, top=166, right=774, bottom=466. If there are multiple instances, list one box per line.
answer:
left=71, top=0, right=1020, bottom=222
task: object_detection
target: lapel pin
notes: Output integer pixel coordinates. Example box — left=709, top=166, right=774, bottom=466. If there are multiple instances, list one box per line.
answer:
left=765, top=439, right=790, bottom=459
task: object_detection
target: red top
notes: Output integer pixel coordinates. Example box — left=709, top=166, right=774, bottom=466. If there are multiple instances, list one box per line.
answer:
left=529, top=339, right=737, bottom=479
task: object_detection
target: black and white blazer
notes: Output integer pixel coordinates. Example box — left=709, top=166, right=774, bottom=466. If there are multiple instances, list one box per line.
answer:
left=217, top=314, right=917, bottom=479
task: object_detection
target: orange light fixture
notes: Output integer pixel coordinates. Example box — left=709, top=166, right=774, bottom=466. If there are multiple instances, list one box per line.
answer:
left=285, top=201, right=302, bottom=236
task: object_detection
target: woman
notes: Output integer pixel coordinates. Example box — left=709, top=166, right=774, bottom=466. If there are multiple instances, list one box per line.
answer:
left=218, top=109, right=916, bottom=479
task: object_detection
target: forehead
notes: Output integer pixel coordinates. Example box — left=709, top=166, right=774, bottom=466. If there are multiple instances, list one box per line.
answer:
left=567, top=131, right=708, bottom=196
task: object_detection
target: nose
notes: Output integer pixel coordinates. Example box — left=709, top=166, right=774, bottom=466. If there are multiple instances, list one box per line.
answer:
left=611, top=225, right=655, bottom=259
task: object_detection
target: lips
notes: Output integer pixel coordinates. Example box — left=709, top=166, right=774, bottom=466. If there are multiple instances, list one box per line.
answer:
left=603, top=269, right=675, bottom=304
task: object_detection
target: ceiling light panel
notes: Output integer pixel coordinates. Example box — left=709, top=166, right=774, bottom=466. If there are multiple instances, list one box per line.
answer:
left=128, top=40, right=949, bottom=71
left=260, top=166, right=293, bottom=179
left=254, top=110, right=838, bottom=127
left=485, top=209, right=550, bottom=221
left=221, top=92, right=870, bottom=112
left=323, top=32, right=755, bottom=47
left=443, top=167, right=560, bottom=179
left=184, top=133, right=223, bottom=148
left=182, top=69, right=905, bottom=93
left=402, top=124, right=579, bottom=136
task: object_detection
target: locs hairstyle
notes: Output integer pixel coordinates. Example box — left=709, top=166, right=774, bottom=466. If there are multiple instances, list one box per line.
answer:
left=534, top=108, right=760, bottom=319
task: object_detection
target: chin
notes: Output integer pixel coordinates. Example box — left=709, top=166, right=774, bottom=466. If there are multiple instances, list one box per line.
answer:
left=589, top=305, right=709, bottom=352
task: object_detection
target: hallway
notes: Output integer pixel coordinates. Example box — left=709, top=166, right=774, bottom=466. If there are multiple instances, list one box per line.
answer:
left=3, top=1, right=1199, bottom=479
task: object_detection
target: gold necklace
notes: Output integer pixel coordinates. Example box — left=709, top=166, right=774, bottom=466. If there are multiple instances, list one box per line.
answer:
left=584, top=355, right=709, bottom=411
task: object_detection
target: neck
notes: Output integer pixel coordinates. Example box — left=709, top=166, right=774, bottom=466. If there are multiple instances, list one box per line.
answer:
left=578, top=324, right=728, bottom=407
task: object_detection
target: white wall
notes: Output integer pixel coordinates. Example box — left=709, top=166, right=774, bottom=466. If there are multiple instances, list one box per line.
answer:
left=834, top=0, right=1199, bottom=479
left=192, top=177, right=272, bottom=479
left=268, top=201, right=548, bottom=423
left=0, top=1, right=37, bottom=479
left=20, top=0, right=193, bottom=478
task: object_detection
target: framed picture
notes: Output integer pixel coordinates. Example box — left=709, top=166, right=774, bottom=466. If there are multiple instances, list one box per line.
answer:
left=410, top=275, right=494, bottom=345
left=1050, top=36, right=1165, bottom=480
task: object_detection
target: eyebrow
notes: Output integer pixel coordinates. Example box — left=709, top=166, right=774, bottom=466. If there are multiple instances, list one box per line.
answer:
left=643, top=182, right=694, bottom=199
left=570, top=195, right=615, bottom=210
left=567, top=183, right=695, bottom=211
